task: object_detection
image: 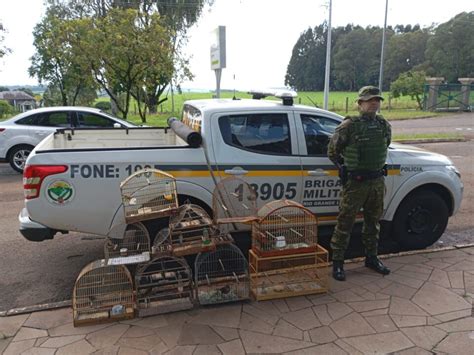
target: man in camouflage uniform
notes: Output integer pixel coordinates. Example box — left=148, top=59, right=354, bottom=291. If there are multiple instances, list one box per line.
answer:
left=328, top=86, right=391, bottom=281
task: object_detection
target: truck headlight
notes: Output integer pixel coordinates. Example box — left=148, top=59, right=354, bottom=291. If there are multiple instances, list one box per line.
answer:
left=447, top=165, right=461, bottom=178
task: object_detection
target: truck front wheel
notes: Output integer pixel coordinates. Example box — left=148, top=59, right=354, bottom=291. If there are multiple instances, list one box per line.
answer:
left=392, top=190, right=449, bottom=250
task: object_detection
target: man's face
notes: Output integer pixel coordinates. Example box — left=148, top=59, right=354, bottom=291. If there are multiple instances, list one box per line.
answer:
left=359, top=98, right=381, bottom=113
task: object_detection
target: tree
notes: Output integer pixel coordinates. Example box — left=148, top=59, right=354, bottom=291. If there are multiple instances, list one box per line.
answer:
left=390, top=70, right=426, bottom=110
left=71, top=9, right=173, bottom=120
left=0, top=100, right=13, bottom=118
left=0, top=22, right=10, bottom=59
left=285, top=26, right=327, bottom=91
left=47, top=0, right=213, bottom=114
left=29, top=5, right=98, bottom=106
left=0, top=86, right=9, bottom=92
left=425, top=12, right=474, bottom=82
left=384, top=29, right=430, bottom=88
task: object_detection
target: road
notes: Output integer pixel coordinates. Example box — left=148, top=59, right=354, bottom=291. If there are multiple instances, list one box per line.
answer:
left=0, top=113, right=472, bottom=311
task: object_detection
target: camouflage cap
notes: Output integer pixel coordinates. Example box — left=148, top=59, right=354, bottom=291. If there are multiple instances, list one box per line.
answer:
left=357, top=86, right=384, bottom=102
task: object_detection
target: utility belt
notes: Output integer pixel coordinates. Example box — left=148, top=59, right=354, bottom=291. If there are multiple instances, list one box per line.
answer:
left=348, top=165, right=387, bottom=182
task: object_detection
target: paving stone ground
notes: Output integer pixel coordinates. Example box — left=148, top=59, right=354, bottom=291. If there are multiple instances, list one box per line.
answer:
left=1, top=247, right=474, bottom=354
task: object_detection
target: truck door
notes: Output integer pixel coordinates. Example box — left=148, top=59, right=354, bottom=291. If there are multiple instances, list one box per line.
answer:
left=295, top=112, right=342, bottom=221
left=210, top=111, right=303, bottom=210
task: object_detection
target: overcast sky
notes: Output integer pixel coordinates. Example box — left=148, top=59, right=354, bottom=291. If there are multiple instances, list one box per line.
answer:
left=0, top=0, right=472, bottom=90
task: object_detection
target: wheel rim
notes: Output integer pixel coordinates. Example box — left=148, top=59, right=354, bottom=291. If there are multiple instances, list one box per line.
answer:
left=13, top=149, right=30, bottom=170
left=407, top=206, right=432, bottom=234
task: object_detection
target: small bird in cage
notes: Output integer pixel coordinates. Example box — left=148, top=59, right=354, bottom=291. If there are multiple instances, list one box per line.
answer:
left=219, top=285, right=231, bottom=295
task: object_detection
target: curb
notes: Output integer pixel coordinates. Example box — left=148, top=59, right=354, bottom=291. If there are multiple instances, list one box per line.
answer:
left=393, top=138, right=466, bottom=144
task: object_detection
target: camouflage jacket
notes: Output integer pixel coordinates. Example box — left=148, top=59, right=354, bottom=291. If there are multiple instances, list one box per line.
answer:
left=327, top=113, right=392, bottom=166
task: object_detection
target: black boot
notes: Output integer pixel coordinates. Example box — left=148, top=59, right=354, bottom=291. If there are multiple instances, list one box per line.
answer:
left=332, top=260, right=346, bottom=281
left=365, top=256, right=390, bottom=275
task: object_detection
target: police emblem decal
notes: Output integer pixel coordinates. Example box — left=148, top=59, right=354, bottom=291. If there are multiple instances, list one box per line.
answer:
left=46, top=180, right=75, bottom=205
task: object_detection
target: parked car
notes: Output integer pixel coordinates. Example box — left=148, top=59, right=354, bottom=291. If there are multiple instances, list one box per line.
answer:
left=0, top=106, right=137, bottom=172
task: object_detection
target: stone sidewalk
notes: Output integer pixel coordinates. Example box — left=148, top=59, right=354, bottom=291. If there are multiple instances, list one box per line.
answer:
left=1, top=247, right=474, bottom=355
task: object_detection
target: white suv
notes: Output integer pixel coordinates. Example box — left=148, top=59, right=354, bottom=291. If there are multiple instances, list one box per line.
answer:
left=0, top=106, right=137, bottom=172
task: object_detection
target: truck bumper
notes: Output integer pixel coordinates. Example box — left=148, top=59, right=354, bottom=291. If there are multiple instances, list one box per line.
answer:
left=19, top=208, right=65, bottom=242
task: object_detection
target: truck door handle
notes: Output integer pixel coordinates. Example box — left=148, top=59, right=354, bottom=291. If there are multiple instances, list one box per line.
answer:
left=308, top=169, right=329, bottom=176
left=224, top=169, right=248, bottom=176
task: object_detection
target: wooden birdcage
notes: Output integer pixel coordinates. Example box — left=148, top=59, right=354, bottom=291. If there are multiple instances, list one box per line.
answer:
left=120, top=168, right=178, bottom=224
left=195, top=244, right=250, bottom=305
left=168, top=204, right=219, bottom=257
left=249, top=245, right=329, bottom=301
left=252, top=200, right=318, bottom=257
left=104, top=222, right=151, bottom=265
left=135, top=255, right=194, bottom=316
left=212, top=177, right=258, bottom=232
left=73, top=260, right=135, bottom=326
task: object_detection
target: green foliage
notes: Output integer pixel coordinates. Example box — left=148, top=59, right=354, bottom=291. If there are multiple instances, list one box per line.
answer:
left=0, top=86, right=9, bottom=92
left=425, top=11, right=474, bottom=82
left=0, top=22, right=10, bottom=58
left=390, top=70, right=426, bottom=110
left=29, top=5, right=98, bottom=106
left=384, top=30, right=430, bottom=89
left=94, top=101, right=111, bottom=111
left=0, top=100, right=13, bottom=118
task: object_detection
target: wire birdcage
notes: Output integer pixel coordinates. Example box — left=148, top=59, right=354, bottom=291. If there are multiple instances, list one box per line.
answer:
left=73, top=260, right=135, bottom=326
left=104, top=222, right=151, bottom=265
left=252, top=200, right=318, bottom=257
left=249, top=245, right=329, bottom=301
left=212, top=176, right=258, bottom=233
left=135, top=255, right=194, bottom=316
left=120, top=168, right=178, bottom=224
left=195, top=244, right=250, bottom=305
left=168, top=204, right=219, bottom=256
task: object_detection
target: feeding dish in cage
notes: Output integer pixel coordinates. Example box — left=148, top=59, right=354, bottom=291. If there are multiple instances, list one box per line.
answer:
left=195, top=244, right=250, bottom=305
left=151, top=227, right=173, bottom=256
left=169, top=204, right=219, bottom=256
left=105, top=222, right=151, bottom=265
left=212, top=177, right=258, bottom=231
left=135, top=255, right=194, bottom=316
left=73, top=260, right=135, bottom=326
left=249, top=246, right=329, bottom=301
left=120, top=168, right=178, bottom=223
left=252, top=200, right=318, bottom=257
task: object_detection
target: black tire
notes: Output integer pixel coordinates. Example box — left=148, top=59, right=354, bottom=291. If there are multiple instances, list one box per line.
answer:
left=392, top=190, right=449, bottom=250
left=8, top=145, right=34, bottom=173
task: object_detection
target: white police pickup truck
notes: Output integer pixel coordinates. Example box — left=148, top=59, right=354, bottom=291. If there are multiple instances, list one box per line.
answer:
left=19, top=92, right=463, bottom=251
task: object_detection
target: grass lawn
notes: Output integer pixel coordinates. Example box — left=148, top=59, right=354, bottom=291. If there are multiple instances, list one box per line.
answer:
left=0, top=90, right=455, bottom=126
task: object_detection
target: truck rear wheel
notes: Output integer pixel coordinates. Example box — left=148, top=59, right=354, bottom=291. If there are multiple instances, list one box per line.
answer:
left=392, top=190, right=449, bottom=250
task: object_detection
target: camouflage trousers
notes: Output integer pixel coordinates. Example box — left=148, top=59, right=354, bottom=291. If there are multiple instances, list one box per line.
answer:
left=331, top=176, right=385, bottom=261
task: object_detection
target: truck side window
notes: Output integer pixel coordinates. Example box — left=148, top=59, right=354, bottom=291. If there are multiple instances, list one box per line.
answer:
left=301, top=114, right=338, bottom=155
left=219, top=113, right=291, bottom=155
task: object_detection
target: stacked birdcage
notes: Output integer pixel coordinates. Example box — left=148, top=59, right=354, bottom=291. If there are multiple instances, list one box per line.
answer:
left=120, top=168, right=178, bottom=224
left=252, top=200, right=318, bottom=257
left=249, top=199, right=328, bottom=300
left=104, top=222, right=151, bottom=265
left=73, top=260, right=135, bottom=326
left=135, top=255, right=194, bottom=316
left=168, top=203, right=233, bottom=257
left=212, top=177, right=259, bottom=233
left=249, top=244, right=329, bottom=301
left=195, top=244, right=250, bottom=305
